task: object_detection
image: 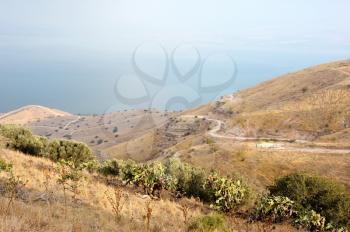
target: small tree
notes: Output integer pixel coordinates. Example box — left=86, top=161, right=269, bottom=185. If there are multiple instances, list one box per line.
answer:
left=0, top=161, right=27, bottom=214
left=56, top=159, right=83, bottom=216
left=104, top=186, right=128, bottom=222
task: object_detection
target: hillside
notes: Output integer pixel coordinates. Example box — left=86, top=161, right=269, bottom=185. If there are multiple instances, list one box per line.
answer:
left=225, top=60, right=350, bottom=113
left=203, top=60, right=350, bottom=141
left=1, top=114, right=349, bottom=231
left=0, top=105, right=71, bottom=125
left=0, top=106, right=174, bottom=160
left=101, top=60, right=350, bottom=192
left=0, top=144, right=299, bottom=231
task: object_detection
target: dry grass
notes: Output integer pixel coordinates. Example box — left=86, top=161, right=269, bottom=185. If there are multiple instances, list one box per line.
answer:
left=104, top=130, right=157, bottom=161
left=0, top=148, right=205, bottom=231
left=178, top=140, right=350, bottom=191
left=0, top=147, right=301, bottom=231
left=0, top=105, right=71, bottom=125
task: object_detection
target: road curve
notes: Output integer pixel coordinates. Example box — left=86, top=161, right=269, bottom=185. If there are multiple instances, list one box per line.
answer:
left=181, top=115, right=350, bottom=154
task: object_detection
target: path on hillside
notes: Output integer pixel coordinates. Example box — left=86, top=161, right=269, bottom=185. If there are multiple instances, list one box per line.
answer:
left=63, top=116, right=81, bottom=130
left=181, top=115, right=350, bottom=154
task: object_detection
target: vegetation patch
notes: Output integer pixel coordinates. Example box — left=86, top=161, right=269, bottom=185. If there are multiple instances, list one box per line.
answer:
left=268, top=173, right=350, bottom=229
left=0, top=124, right=94, bottom=165
left=188, top=213, right=229, bottom=232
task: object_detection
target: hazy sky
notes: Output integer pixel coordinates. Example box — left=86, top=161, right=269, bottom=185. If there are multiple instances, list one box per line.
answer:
left=2, top=0, right=349, bottom=51
left=0, top=0, right=349, bottom=113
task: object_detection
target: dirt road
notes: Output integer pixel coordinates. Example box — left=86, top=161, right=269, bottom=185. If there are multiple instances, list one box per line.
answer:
left=181, top=115, right=350, bottom=154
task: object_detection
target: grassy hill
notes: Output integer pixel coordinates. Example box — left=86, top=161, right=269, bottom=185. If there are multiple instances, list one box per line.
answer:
left=101, top=61, right=350, bottom=195
left=1, top=123, right=349, bottom=231
left=0, top=138, right=300, bottom=231
left=205, top=60, right=350, bottom=141
left=0, top=105, right=71, bottom=125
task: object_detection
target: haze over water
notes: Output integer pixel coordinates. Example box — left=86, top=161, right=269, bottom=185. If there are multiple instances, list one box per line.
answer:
left=1, top=0, right=349, bottom=114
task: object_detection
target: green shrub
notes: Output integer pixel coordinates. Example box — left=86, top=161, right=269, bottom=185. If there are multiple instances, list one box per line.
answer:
left=255, top=195, right=297, bottom=222
left=44, top=139, right=94, bottom=165
left=269, top=173, right=350, bottom=229
left=118, top=159, right=143, bottom=185
left=0, top=125, right=94, bottom=165
left=0, top=158, right=12, bottom=172
left=99, top=159, right=121, bottom=176
left=188, top=213, right=229, bottom=232
left=204, top=173, right=250, bottom=212
left=100, top=158, right=250, bottom=211
left=81, top=159, right=100, bottom=173
left=0, top=124, right=48, bottom=156
left=136, top=161, right=167, bottom=195
left=165, top=158, right=209, bottom=200
left=118, top=160, right=169, bottom=195
left=294, top=209, right=326, bottom=231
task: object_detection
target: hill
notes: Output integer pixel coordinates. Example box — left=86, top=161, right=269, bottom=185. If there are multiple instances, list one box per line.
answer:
left=0, top=105, right=71, bottom=125
left=205, top=60, right=350, bottom=141
left=103, top=60, right=350, bottom=192
left=0, top=141, right=298, bottom=231
left=0, top=106, right=174, bottom=160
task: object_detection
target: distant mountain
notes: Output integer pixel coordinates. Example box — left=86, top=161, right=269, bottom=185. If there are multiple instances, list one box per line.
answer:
left=0, top=105, right=72, bottom=125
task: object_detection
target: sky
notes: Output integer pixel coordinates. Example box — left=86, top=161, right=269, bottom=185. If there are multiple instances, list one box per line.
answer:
left=0, top=0, right=349, bottom=114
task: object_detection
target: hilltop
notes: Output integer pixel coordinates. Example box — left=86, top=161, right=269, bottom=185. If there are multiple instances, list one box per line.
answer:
left=0, top=105, right=71, bottom=125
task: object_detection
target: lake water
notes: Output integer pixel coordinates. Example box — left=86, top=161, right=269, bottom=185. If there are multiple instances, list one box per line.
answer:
left=0, top=47, right=348, bottom=114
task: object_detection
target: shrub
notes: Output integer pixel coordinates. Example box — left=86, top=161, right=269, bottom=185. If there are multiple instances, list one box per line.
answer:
left=255, top=195, right=297, bottom=222
left=57, top=159, right=84, bottom=211
left=203, top=173, right=250, bottom=212
left=99, top=159, right=121, bottom=176
left=188, top=213, right=229, bottom=232
left=0, top=124, right=48, bottom=156
left=269, top=173, right=350, bottom=229
left=118, top=160, right=169, bottom=195
left=0, top=158, right=12, bottom=172
left=294, top=209, right=326, bottom=231
left=136, top=162, right=167, bottom=195
left=118, top=159, right=143, bottom=185
left=44, top=139, right=94, bottom=165
left=165, top=158, right=209, bottom=200
left=81, top=159, right=100, bottom=173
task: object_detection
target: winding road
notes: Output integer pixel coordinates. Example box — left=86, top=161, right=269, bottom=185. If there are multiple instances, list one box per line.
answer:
left=181, top=115, right=350, bottom=154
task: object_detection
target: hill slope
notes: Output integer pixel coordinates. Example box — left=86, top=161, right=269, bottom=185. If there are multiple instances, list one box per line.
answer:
left=0, top=147, right=297, bottom=232
left=0, top=105, right=71, bottom=125
left=206, top=60, right=350, bottom=140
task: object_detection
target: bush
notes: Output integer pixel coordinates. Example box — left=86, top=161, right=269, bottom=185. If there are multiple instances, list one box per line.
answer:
left=269, top=173, right=350, bottom=229
left=81, top=159, right=100, bottom=173
left=98, top=158, right=251, bottom=211
left=204, top=173, right=250, bottom=212
left=44, top=139, right=94, bottom=165
left=165, top=158, right=209, bottom=200
left=294, top=209, right=326, bottom=231
left=99, top=159, right=121, bottom=176
left=188, top=213, right=229, bottom=232
left=255, top=195, right=297, bottom=222
left=0, top=158, right=12, bottom=172
left=0, top=124, right=48, bottom=156
left=118, top=159, right=143, bottom=185
left=135, top=161, right=167, bottom=195
left=117, top=160, right=170, bottom=195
